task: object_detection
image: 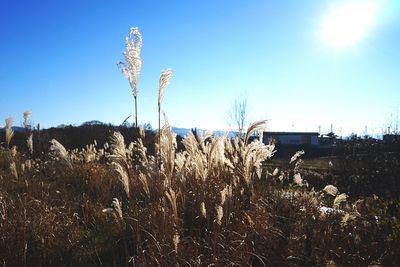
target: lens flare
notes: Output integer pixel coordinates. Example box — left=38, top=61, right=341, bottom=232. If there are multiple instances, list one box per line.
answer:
left=319, top=0, right=380, bottom=49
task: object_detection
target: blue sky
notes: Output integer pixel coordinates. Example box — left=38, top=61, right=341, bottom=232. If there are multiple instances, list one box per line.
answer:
left=1, top=0, right=399, bottom=136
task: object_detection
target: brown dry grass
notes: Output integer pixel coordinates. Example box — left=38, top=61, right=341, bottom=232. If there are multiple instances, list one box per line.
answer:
left=1, top=126, right=399, bottom=266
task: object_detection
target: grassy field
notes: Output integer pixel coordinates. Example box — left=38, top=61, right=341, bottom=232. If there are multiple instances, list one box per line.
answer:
left=1, top=124, right=400, bottom=266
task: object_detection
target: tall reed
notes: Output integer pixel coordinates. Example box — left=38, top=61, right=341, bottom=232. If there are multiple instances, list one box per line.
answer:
left=23, top=111, right=32, bottom=130
left=5, top=117, right=14, bottom=148
left=157, top=69, right=173, bottom=159
left=117, top=27, right=143, bottom=129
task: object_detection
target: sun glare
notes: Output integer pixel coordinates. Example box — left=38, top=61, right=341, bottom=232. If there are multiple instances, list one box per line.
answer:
left=320, top=0, right=380, bottom=50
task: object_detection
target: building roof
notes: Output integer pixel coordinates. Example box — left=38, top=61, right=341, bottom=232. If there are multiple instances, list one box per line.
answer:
left=263, top=131, right=319, bottom=136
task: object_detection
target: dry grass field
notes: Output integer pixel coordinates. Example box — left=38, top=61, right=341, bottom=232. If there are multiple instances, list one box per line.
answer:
left=1, top=123, right=400, bottom=266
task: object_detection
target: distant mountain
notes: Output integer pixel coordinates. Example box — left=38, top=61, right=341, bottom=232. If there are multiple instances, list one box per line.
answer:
left=81, top=120, right=106, bottom=126
left=171, top=127, right=191, bottom=137
left=0, top=126, right=26, bottom=133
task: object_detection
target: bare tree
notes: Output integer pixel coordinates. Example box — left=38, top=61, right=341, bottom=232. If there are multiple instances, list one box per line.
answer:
left=384, top=104, right=400, bottom=135
left=227, top=95, right=248, bottom=135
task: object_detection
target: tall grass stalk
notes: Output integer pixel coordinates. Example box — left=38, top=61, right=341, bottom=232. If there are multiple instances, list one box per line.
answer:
left=23, top=111, right=32, bottom=130
left=117, top=27, right=142, bottom=129
left=157, top=69, right=173, bottom=161
left=5, top=117, right=14, bottom=148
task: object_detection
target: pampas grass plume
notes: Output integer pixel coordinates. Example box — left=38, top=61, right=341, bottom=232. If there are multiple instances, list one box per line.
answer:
left=323, top=185, right=339, bottom=196
left=5, top=117, right=14, bottom=148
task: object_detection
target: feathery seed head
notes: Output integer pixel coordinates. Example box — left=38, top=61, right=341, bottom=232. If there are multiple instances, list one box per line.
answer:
left=173, top=231, right=180, bottom=252
left=5, top=117, right=13, bottom=129
left=220, top=185, right=232, bottom=205
left=200, top=202, right=207, bottom=218
left=245, top=120, right=268, bottom=145
left=112, top=198, right=123, bottom=219
left=158, top=69, right=173, bottom=107
left=323, top=185, right=339, bottom=196
left=215, top=204, right=223, bottom=225
left=293, top=173, right=303, bottom=186
left=138, top=173, right=150, bottom=197
left=10, top=162, right=18, bottom=179
left=290, top=150, right=305, bottom=164
left=139, top=126, right=145, bottom=138
left=11, top=146, right=17, bottom=158
left=50, top=139, right=72, bottom=169
left=333, top=193, right=348, bottom=208
left=109, top=131, right=127, bottom=164
left=27, top=134, right=33, bottom=154
left=111, top=162, right=130, bottom=197
left=23, top=111, right=32, bottom=129
left=165, top=188, right=178, bottom=219
left=5, top=117, right=14, bottom=147
left=103, top=198, right=123, bottom=220
left=118, top=26, right=142, bottom=97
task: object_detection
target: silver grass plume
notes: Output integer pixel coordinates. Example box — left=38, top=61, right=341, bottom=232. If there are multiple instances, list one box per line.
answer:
left=181, top=131, right=222, bottom=182
left=102, top=198, right=123, bottom=220
left=333, top=193, right=348, bottom=208
left=134, top=138, right=149, bottom=166
left=293, top=173, right=303, bottom=186
left=181, top=131, right=200, bottom=158
left=182, top=133, right=207, bottom=181
left=83, top=143, right=97, bottom=163
left=50, top=139, right=72, bottom=169
left=109, top=131, right=128, bottom=166
left=323, top=185, right=339, bottom=196
left=158, top=125, right=177, bottom=186
left=242, top=139, right=275, bottom=186
left=207, top=136, right=226, bottom=170
left=117, top=27, right=142, bottom=97
left=290, top=150, right=305, bottom=164
left=138, top=173, right=150, bottom=197
left=112, top=198, right=123, bottom=219
left=111, top=162, right=130, bottom=196
left=215, top=204, right=223, bottom=225
left=158, top=69, right=173, bottom=109
left=5, top=117, right=14, bottom=148
left=173, top=231, right=180, bottom=252
left=25, top=159, right=32, bottom=170
left=245, top=120, right=268, bottom=145
left=23, top=111, right=32, bottom=129
left=11, top=146, right=17, bottom=158
left=174, top=152, right=186, bottom=172
left=118, top=27, right=142, bottom=129
left=108, top=132, right=130, bottom=197
left=220, top=184, right=232, bottom=206
left=157, top=69, right=173, bottom=163
left=139, top=126, right=145, bottom=139
left=27, top=134, right=33, bottom=155
left=21, top=163, right=25, bottom=174
left=200, top=202, right=207, bottom=218
left=165, top=188, right=178, bottom=220
left=10, top=162, right=18, bottom=179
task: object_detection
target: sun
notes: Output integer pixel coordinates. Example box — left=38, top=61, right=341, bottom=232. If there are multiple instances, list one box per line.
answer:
left=319, top=0, right=379, bottom=50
